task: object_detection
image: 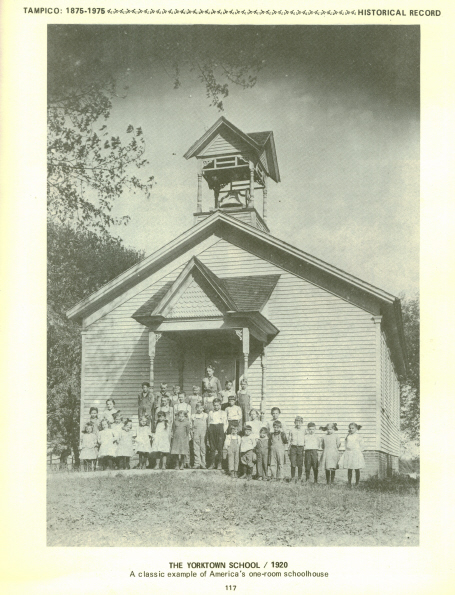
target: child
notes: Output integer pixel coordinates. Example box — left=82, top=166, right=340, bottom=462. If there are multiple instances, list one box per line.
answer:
left=223, top=421, right=241, bottom=478
left=269, top=420, right=288, bottom=481
left=303, top=422, right=321, bottom=483
left=189, top=386, right=203, bottom=416
left=288, top=416, right=305, bottom=482
left=171, top=410, right=191, bottom=470
left=191, top=402, right=208, bottom=469
left=225, top=395, right=242, bottom=432
left=138, top=382, right=154, bottom=426
left=152, top=411, right=171, bottom=470
left=88, top=407, right=100, bottom=438
left=320, top=423, right=341, bottom=484
left=117, top=419, right=135, bottom=470
left=111, top=412, right=124, bottom=469
left=267, top=407, right=288, bottom=437
left=135, top=415, right=153, bottom=469
left=101, top=399, right=119, bottom=425
left=97, top=418, right=116, bottom=470
left=207, top=398, right=228, bottom=470
left=170, top=385, right=181, bottom=407
left=202, top=365, right=222, bottom=413
left=174, top=392, right=192, bottom=419
left=248, top=409, right=263, bottom=441
left=79, top=422, right=98, bottom=471
left=255, top=427, right=270, bottom=480
left=237, top=378, right=251, bottom=430
left=154, top=394, right=174, bottom=431
left=240, top=424, right=256, bottom=480
left=343, top=423, right=365, bottom=487
left=220, top=380, right=236, bottom=410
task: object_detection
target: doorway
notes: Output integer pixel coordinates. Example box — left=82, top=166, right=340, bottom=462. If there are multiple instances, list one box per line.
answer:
left=205, top=353, right=240, bottom=392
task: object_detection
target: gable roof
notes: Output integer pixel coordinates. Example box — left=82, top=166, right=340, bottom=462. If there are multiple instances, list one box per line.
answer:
left=184, top=117, right=280, bottom=183
left=67, top=210, right=407, bottom=373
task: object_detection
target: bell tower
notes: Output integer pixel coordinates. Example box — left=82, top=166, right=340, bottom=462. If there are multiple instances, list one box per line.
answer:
left=184, top=117, right=280, bottom=233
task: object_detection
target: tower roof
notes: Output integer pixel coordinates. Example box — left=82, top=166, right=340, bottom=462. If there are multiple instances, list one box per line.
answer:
left=184, top=116, right=280, bottom=183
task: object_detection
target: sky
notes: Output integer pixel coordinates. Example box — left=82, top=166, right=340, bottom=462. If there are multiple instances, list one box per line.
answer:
left=48, top=25, right=420, bottom=296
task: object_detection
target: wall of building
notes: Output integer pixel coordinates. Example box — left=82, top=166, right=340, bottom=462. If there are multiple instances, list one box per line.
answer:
left=380, top=332, right=401, bottom=456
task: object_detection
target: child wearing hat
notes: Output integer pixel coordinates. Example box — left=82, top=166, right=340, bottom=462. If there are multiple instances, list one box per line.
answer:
left=223, top=421, right=242, bottom=478
left=239, top=424, right=257, bottom=480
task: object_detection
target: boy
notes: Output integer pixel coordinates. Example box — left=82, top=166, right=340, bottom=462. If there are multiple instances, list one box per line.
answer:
left=138, top=382, right=154, bottom=426
left=288, top=416, right=305, bottom=482
left=225, top=394, right=242, bottom=432
left=223, top=421, right=241, bottom=478
left=191, top=402, right=208, bottom=469
left=237, top=378, right=251, bottom=429
left=267, top=407, right=288, bottom=438
left=220, top=380, right=236, bottom=410
left=303, top=422, right=321, bottom=483
left=255, top=427, right=270, bottom=480
left=189, top=385, right=203, bottom=415
left=239, top=424, right=256, bottom=480
left=269, top=420, right=288, bottom=481
left=207, top=398, right=228, bottom=470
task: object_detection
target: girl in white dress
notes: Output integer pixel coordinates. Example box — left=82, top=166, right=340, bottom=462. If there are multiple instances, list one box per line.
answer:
left=79, top=422, right=98, bottom=471
left=320, top=423, right=341, bottom=485
left=97, top=419, right=117, bottom=470
left=117, top=419, right=135, bottom=469
left=152, top=411, right=171, bottom=470
left=343, top=423, right=365, bottom=486
left=135, top=416, right=153, bottom=469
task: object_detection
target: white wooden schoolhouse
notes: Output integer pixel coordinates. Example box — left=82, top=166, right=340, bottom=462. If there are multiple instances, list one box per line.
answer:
left=67, top=117, right=407, bottom=478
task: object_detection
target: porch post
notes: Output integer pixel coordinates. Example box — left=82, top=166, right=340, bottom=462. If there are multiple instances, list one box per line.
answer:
left=261, top=343, right=267, bottom=421
left=197, top=160, right=203, bottom=213
left=249, top=162, right=255, bottom=208
left=148, top=331, right=160, bottom=392
left=242, top=327, right=250, bottom=380
left=262, top=177, right=268, bottom=223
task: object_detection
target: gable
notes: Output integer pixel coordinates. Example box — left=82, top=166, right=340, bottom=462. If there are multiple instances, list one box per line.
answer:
left=201, top=131, right=252, bottom=158
left=167, top=277, right=223, bottom=319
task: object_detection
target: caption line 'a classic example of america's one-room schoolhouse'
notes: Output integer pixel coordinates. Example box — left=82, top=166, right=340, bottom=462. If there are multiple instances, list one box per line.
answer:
left=67, top=117, right=407, bottom=478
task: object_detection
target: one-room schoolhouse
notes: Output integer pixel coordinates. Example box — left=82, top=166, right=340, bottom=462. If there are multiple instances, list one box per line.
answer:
left=67, top=117, right=407, bottom=478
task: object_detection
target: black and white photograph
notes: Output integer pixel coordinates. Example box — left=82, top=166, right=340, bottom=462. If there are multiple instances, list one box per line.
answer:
left=45, top=24, right=421, bottom=548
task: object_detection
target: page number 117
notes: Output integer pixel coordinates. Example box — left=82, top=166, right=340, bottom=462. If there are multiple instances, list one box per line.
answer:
left=226, top=587, right=237, bottom=591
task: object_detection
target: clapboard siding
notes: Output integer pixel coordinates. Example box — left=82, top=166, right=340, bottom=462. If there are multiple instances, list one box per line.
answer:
left=380, top=332, right=400, bottom=456
left=81, top=236, right=378, bottom=451
left=201, top=131, right=252, bottom=157
left=198, top=240, right=377, bottom=449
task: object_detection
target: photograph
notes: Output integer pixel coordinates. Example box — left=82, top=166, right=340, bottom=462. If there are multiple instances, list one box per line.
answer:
left=46, top=24, right=420, bottom=547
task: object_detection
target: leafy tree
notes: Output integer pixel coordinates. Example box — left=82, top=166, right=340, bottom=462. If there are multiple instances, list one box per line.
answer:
left=399, top=293, right=420, bottom=444
left=47, top=223, right=144, bottom=464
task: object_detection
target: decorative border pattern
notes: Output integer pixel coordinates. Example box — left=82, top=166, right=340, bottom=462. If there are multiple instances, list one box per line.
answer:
left=105, top=9, right=358, bottom=15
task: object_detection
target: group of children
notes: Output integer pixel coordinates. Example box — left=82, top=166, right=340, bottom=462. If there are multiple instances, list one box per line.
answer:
left=79, top=379, right=366, bottom=486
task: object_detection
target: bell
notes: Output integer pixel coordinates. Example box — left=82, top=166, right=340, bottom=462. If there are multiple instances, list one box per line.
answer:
left=219, top=190, right=243, bottom=208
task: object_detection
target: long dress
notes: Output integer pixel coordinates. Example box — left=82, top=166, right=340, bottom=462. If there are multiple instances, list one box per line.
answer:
left=202, top=376, right=222, bottom=412
left=116, top=429, right=135, bottom=457
left=80, top=433, right=98, bottom=460
left=98, top=428, right=116, bottom=458
left=171, top=419, right=191, bottom=455
left=320, top=433, right=341, bottom=470
left=152, top=420, right=171, bottom=453
left=237, top=390, right=251, bottom=429
left=135, top=425, right=153, bottom=453
left=343, top=433, right=365, bottom=469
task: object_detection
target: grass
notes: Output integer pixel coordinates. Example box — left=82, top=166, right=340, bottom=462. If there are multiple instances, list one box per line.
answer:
left=47, top=470, right=419, bottom=547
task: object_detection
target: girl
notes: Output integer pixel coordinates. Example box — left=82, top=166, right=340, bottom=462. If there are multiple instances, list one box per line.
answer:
left=174, top=392, right=192, bottom=419
left=320, top=423, right=341, bottom=484
left=79, top=422, right=98, bottom=471
left=171, top=410, right=191, bottom=470
left=154, top=394, right=174, bottom=430
left=237, top=378, right=251, bottom=430
left=111, top=412, right=124, bottom=469
left=135, top=416, right=153, bottom=469
left=117, top=419, right=135, bottom=469
left=343, top=423, right=365, bottom=486
left=152, top=411, right=171, bottom=470
left=249, top=409, right=263, bottom=441
left=101, top=399, right=119, bottom=425
left=97, top=419, right=116, bottom=470
left=88, top=407, right=100, bottom=438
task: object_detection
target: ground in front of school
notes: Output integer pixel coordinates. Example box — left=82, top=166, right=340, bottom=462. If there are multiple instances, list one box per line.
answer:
left=47, top=468, right=419, bottom=547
